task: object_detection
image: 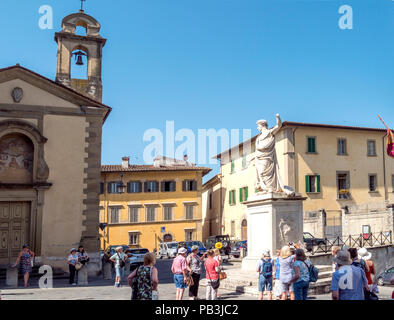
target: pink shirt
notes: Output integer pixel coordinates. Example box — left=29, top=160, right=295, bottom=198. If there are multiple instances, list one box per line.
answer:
left=205, top=258, right=219, bottom=280
left=171, top=255, right=187, bottom=274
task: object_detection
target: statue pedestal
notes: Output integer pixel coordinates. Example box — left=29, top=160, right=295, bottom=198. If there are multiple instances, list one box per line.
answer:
left=77, top=265, right=89, bottom=285
left=241, top=193, right=306, bottom=271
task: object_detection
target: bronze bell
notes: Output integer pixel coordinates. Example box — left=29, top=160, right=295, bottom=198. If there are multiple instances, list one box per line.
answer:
left=76, top=54, right=84, bottom=66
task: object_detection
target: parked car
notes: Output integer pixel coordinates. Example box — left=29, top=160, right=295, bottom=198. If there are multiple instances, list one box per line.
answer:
left=158, top=241, right=179, bottom=259
left=205, top=235, right=231, bottom=256
left=377, top=266, right=394, bottom=286
left=303, top=232, right=326, bottom=251
left=186, top=241, right=207, bottom=256
left=128, top=248, right=150, bottom=271
left=230, top=240, right=247, bottom=258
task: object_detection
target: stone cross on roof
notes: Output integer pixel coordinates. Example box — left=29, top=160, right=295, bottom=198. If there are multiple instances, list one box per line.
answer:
left=80, top=0, right=86, bottom=12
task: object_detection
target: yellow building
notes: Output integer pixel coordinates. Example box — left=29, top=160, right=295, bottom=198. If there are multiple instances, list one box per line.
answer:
left=99, top=156, right=211, bottom=251
left=213, top=121, right=394, bottom=240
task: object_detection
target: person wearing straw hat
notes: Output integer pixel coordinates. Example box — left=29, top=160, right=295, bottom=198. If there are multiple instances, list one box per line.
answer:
left=331, top=250, right=369, bottom=300
left=171, top=247, right=190, bottom=300
left=358, top=248, right=376, bottom=292
left=110, top=246, right=127, bottom=287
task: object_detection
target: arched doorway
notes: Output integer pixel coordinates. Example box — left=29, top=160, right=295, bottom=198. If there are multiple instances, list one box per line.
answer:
left=241, top=219, right=247, bottom=241
left=0, top=133, right=34, bottom=264
left=163, top=234, right=173, bottom=242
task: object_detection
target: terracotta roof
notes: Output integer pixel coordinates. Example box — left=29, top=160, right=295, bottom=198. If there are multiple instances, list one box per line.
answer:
left=0, top=65, right=112, bottom=122
left=101, top=164, right=212, bottom=176
left=203, top=174, right=221, bottom=189
left=213, top=121, right=387, bottom=159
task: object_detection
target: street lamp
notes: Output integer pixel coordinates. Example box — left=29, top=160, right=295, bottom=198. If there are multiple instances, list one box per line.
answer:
left=117, top=173, right=126, bottom=194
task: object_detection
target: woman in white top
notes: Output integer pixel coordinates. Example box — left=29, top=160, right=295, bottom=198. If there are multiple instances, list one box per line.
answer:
left=213, top=249, right=223, bottom=297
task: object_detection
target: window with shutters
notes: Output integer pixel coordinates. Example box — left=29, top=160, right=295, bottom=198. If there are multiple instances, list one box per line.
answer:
left=127, top=181, right=142, bottom=193
left=231, top=220, right=235, bottom=237
left=145, top=181, right=159, bottom=193
left=229, top=190, right=236, bottom=206
left=367, top=140, right=376, bottom=157
left=242, top=155, right=247, bottom=169
left=100, top=182, right=104, bottom=194
left=209, top=192, right=213, bottom=209
left=146, top=206, right=156, bottom=221
left=110, top=207, right=120, bottom=223
left=163, top=206, right=173, bottom=221
left=230, top=160, right=235, bottom=173
left=239, top=186, right=249, bottom=202
left=129, top=232, right=139, bottom=245
left=368, top=174, right=377, bottom=192
left=185, top=229, right=194, bottom=241
left=129, top=207, right=139, bottom=222
left=182, top=180, right=197, bottom=191
left=161, top=180, right=176, bottom=192
left=337, top=172, right=350, bottom=199
left=107, top=181, right=122, bottom=194
left=337, top=138, right=347, bottom=155
left=185, top=205, right=194, bottom=220
left=307, top=136, right=317, bottom=153
left=305, top=175, right=320, bottom=193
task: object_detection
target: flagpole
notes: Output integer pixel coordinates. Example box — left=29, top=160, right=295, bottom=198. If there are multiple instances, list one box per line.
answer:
left=377, top=114, right=390, bottom=131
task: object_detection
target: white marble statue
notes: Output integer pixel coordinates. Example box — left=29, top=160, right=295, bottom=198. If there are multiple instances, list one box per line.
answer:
left=254, top=114, right=295, bottom=196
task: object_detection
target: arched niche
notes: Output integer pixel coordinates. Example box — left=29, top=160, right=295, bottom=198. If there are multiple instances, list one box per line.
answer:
left=0, top=120, right=49, bottom=185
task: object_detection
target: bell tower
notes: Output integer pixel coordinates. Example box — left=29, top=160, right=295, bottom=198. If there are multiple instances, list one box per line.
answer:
left=54, top=9, right=106, bottom=102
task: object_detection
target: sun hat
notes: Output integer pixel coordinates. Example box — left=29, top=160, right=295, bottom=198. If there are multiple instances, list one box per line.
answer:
left=115, top=246, right=123, bottom=252
left=358, top=247, right=372, bottom=261
left=178, top=247, right=188, bottom=254
left=263, top=249, right=271, bottom=257
left=333, top=250, right=352, bottom=266
left=191, top=245, right=199, bottom=252
left=70, top=248, right=76, bottom=253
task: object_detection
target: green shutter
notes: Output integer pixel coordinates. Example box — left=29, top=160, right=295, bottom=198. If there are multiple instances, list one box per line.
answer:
left=245, top=187, right=248, bottom=201
left=316, top=175, right=321, bottom=193
left=239, top=188, right=243, bottom=202
left=305, top=175, right=311, bottom=193
left=229, top=191, right=231, bottom=205
left=233, top=190, right=236, bottom=204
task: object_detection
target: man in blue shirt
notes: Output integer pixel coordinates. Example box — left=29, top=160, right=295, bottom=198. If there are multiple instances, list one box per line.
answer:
left=331, top=250, right=368, bottom=300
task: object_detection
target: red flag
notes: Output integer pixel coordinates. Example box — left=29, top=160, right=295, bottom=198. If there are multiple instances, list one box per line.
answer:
left=387, top=129, right=394, bottom=158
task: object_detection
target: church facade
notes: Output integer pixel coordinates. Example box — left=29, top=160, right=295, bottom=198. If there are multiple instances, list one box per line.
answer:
left=0, top=9, right=111, bottom=274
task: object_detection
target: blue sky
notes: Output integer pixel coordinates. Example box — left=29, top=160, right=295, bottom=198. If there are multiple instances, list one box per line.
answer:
left=0, top=0, right=393, bottom=181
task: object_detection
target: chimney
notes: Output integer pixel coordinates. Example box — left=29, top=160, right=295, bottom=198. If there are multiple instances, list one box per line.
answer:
left=122, top=156, right=130, bottom=169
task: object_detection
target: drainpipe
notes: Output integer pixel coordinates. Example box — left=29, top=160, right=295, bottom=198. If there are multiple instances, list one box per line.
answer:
left=382, top=134, right=388, bottom=201
left=292, top=128, right=298, bottom=193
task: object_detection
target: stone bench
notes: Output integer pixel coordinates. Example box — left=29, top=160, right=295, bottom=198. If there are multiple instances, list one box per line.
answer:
left=77, top=265, right=88, bottom=285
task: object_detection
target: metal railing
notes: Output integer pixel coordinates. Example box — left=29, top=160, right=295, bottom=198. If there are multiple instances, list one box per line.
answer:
left=309, top=231, right=392, bottom=255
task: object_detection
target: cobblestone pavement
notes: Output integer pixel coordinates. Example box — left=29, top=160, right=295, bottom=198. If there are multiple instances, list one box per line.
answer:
left=1, top=259, right=393, bottom=300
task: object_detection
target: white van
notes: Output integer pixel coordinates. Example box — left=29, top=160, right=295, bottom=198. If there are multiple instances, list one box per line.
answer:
left=158, top=242, right=178, bottom=259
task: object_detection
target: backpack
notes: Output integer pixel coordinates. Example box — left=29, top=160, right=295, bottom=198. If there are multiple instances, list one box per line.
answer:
left=260, top=259, right=273, bottom=277
left=303, top=260, right=319, bottom=283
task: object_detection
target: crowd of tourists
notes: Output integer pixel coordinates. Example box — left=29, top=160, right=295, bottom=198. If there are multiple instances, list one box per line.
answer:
left=255, top=243, right=379, bottom=301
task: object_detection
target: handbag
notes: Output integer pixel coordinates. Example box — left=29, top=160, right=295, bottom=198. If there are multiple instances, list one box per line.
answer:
left=218, top=271, right=227, bottom=280
left=206, top=261, right=220, bottom=290
left=186, top=274, right=194, bottom=287
left=364, top=288, right=379, bottom=301
left=150, top=267, right=159, bottom=300
left=75, top=262, right=83, bottom=271
left=118, top=253, right=126, bottom=268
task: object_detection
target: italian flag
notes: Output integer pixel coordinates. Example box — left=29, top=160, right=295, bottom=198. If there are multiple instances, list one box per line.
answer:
left=387, top=128, right=394, bottom=158
left=378, top=115, right=394, bottom=158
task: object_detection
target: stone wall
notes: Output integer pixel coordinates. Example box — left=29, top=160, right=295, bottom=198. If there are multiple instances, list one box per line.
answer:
left=309, top=245, right=394, bottom=278
left=303, top=210, right=325, bottom=238
left=342, top=205, right=393, bottom=236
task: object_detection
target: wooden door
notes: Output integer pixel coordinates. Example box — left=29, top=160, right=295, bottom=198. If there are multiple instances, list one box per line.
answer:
left=0, top=202, right=30, bottom=265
